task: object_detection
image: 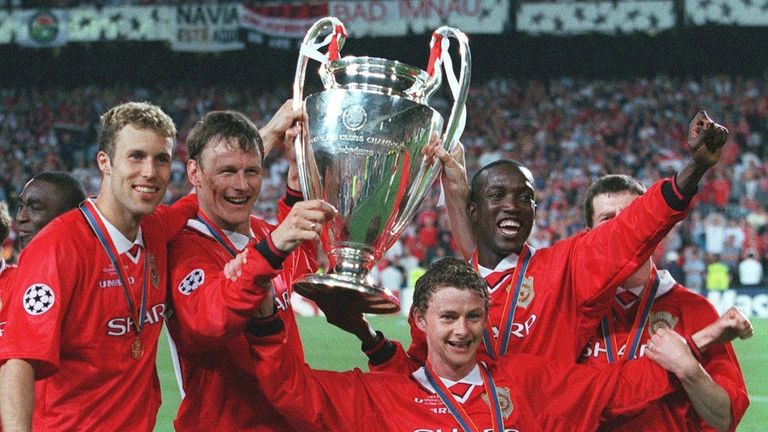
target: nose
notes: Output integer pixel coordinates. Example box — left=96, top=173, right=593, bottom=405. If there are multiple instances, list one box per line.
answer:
left=452, top=317, right=470, bottom=337
left=16, top=206, right=29, bottom=224
left=141, top=159, right=157, bottom=179
left=233, top=171, right=248, bottom=190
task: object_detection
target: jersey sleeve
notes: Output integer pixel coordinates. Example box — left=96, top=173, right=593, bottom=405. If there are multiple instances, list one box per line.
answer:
left=0, top=236, right=78, bottom=379
left=248, top=319, right=382, bottom=432
left=149, top=193, right=199, bottom=244
left=685, top=300, right=749, bottom=431
left=507, top=353, right=676, bottom=431
left=169, top=234, right=281, bottom=352
left=569, top=179, right=692, bottom=334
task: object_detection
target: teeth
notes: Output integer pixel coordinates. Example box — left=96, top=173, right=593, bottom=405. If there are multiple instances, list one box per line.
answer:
left=135, top=186, right=156, bottom=193
left=499, top=219, right=520, bottom=228
left=448, top=341, right=472, bottom=348
left=226, top=197, right=249, bottom=204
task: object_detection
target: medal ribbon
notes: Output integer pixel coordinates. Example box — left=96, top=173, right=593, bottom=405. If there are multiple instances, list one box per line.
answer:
left=601, top=266, right=660, bottom=363
left=475, top=244, right=532, bottom=360
left=424, top=362, right=504, bottom=432
left=80, top=201, right=148, bottom=338
left=194, top=212, right=239, bottom=258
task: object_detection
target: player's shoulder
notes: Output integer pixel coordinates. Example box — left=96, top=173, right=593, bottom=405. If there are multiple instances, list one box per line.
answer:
left=249, top=215, right=275, bottom=237
left=23, top=209, right=90, bottom=253
left=665, top=285, right=719, bottom=316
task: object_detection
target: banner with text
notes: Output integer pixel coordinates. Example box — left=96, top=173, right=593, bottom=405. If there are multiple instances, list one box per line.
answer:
left=686, top=0, right=768, bottom=26
left=707, top=288, right=768, bottom=319
left=240, top=2, right=329, bottom=50
left=172, top=3, right=244, bottom=52
left=329, top=0, right=508, bottom=37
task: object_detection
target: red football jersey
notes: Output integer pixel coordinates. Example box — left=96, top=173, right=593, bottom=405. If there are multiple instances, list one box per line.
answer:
left=167, top=193, right=317, bottom=432
left=0, top=195, right=197, bottom=432
left=0, top=260, right=16, bottom=341
left=580, top=270, right=749, bottom=432
left=375, top=179, right=691, bottom=371
left=249, top=322, right=678, bottom=432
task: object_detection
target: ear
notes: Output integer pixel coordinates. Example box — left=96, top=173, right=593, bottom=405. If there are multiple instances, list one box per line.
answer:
left=413, top=309, right=428, bottom=333
left=97, top=151, right=111, bottom=175
left=467, top=201, right=478, bottom=224
left=187, top=159, right=204, bottom=188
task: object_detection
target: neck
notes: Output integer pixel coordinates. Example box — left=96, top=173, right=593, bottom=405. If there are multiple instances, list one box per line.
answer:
left=201, top=208, right=250, bottom=236
left=430, top=361, right=475, bottom=382
left=476, top=245, right=520, bottom=270
left=95, top=195, right=141, bottom=241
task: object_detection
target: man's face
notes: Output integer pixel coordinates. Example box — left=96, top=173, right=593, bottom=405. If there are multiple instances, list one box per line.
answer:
left=590, top=191, right=640, bottom=228
left=15, top=180, right=69, bottom=248
left=415, top=286, right=486, bottom=379
left=98, top=124, right=173, bottom=218
left=187, top=138, right=262, bottom=233
left=469, top=164, right=536, bottom=264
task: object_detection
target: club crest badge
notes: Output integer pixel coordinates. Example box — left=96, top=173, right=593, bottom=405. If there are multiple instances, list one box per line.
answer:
left=482, top=386, right=514, bottom=419
left=517, top=275, right=535, bottom=308
left=148, top=253, right=160, bottom=288
left=648, top=311, right=678, bottom=336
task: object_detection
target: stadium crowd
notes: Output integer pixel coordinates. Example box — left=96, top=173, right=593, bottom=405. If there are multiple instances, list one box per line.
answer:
left=0, top=74, right=766, bottom=291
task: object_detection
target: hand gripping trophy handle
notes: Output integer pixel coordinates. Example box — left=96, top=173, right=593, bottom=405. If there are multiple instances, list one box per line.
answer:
left=292, top=17, right=471, bottom=314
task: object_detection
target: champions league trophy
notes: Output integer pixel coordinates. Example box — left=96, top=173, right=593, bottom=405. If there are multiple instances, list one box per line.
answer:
left=292, top=17, right=471, bottom=314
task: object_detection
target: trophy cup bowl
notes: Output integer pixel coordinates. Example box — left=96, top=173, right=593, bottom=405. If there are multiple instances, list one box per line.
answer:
left=292, top=18, right=470, bottom=314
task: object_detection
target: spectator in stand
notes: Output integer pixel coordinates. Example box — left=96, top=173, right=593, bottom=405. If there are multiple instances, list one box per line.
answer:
left=683, top=246, right=706, bottom=293
left=738, top=250, right=764, bottom=287
left=703, top=212, right=727, bottom=255
left=706, top=253, right=731, bottom=291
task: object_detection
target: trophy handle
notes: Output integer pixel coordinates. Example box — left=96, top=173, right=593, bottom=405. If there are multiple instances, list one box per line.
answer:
left=293, top=17, right=347, bottom=200
left=428, top=27, right=471, bottom=151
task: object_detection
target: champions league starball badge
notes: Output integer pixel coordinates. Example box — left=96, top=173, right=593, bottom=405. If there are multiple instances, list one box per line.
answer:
left=648, top=311, right=678, bottom=336
left=22, top=283, right=55, bottom=315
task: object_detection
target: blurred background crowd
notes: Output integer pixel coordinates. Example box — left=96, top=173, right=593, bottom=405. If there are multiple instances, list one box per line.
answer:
left=1, top=74, right=766, bottom=292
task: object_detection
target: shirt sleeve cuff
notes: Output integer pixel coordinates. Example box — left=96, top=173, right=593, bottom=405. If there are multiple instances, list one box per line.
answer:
left=662, top=177, right=696, bottom=211
left=362, top=331, right=396, bottom=366
left=255, top=235, right=288, bottom=269
left=246, top=314, right=284, bottom=337
left=283, top=187, right=304, bottom=207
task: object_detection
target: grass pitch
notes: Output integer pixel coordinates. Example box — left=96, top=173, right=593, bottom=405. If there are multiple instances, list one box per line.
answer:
left=155, top=316, right=767, bottom=431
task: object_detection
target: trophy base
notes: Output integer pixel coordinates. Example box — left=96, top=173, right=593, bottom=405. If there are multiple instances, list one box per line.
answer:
left=294, top=273, right=401, bottom=315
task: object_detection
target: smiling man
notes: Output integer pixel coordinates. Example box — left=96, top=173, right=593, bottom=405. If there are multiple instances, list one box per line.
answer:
left=0, top=102, right=198, bottom=432
left=15, top=172, right=86, bottom=249
left=166, top=107, right=335, bottom=431
left=345, top=111, right=730, bottom=374
left=245, top=257, right=745, bottom=432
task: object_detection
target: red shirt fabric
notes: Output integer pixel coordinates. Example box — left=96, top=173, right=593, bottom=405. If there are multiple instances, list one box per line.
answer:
left=167, top=195, right=317, bottom=432
left=581, top=270, right=749, bottom=432
left=249, top=322, right=677, bottom=432
left=374, top=179, right=691, bottom=372
left=0, top=260, right=16, bottom=341
left=0, top=195, right=197, bottom=432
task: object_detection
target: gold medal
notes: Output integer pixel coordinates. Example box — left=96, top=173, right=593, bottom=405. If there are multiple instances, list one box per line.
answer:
left=131, top=337, right=144, bottom=360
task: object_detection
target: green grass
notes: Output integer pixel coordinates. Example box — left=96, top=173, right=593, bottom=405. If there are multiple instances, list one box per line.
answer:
left=154, top=317, right=767, bottom=431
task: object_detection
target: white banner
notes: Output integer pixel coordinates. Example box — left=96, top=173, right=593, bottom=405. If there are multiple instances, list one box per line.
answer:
left=686, top=0, right=768, bottom=26
left=15, top=9, right=68, bottom=47
left=708, top=289, right=768, bottom=319
left=171, top=4, right=243, bottom=52
left=328, top=0, right=508, bottom=36
left=518, top=1, right=674, bottom=35
left=68, top=6, right=172, bottom=42
left=0, top=11, right=12, bottom=44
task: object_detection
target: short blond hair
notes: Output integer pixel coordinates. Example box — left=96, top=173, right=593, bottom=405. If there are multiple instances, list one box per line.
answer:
left=0, top=201, right=10, bottom=242
left=98, top=102, right=176, bottom=159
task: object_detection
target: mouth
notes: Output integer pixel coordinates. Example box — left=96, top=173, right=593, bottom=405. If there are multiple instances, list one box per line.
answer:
left=447, top=340, right=474, bottom=350
left=497, top=217, right=521, bottom=237
left=224, top=196, right=251, bottom=206
left=133, top=185, right=160, bottom=197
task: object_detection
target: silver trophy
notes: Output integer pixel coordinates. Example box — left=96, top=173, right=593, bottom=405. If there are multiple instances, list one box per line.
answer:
left=292, top=17, right=470, bottom=314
